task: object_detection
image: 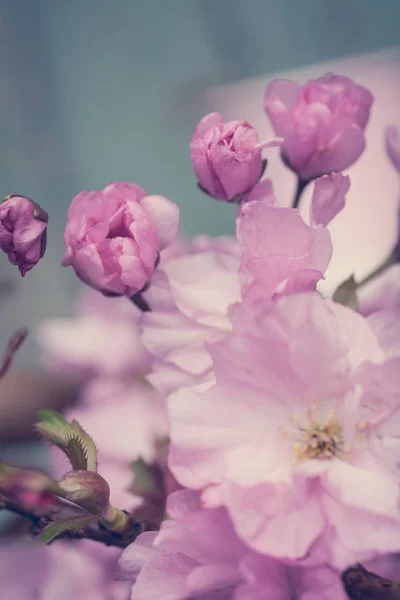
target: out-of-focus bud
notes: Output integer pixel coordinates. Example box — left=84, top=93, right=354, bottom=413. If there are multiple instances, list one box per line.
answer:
left=58, top=470, right=110, bottom=515
left=9, top=469, right=58, bottom=515
left=386, top=126, right=400, bottom=173
left=0, top=463, right=58, bottom=516
left=62, top=182, right=179, bottom=297
left=190, top=112, right=281, bottom=201
left=265, top=74, right=373, bottom=181
left=0, top=195, right=48, bottom=276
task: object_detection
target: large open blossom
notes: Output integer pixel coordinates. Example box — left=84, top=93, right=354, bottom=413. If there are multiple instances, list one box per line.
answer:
left=142, top=184, right=333, bottom=393
left=169, top=293, right=400, bottom=569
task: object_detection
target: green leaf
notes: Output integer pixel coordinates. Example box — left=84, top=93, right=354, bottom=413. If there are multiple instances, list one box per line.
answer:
left=36, top=411, right=97, bottom=472
left=332, top=275, right=359, bottom=311
left=37, top=515, right=97, bottom=544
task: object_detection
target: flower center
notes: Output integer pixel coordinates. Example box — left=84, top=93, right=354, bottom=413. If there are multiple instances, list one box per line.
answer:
left=281, top=406, right=345, bottom=462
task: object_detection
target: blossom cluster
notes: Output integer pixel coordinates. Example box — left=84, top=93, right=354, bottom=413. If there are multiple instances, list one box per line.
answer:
left=1, top=73, right=400, bottom=598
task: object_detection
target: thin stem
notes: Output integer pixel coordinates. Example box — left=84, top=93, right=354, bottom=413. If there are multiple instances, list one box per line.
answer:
left=130, top=291, right=151, bottom=312
left=292, top=177, right=309, bottom=209
left=356, top=246, right=398, bottom=289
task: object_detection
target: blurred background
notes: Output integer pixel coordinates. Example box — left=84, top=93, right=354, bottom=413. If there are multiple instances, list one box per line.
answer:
left=1, top=0, right=400, bottom=366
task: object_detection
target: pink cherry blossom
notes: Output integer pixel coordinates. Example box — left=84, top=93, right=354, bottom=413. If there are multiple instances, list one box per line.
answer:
left=120, top=489, right=400, bottom=599
left=190, top=112, right=280, bottom=201
left=141, top=236, right=242, bottom=393
left=62, top=182, right=179, bottom=296
left=168, top=293, right=400, bottom=568
left=265, top=74, right=373, bottom=180
left=142, top=191, right=333, bottom=393
left=0, top=195, right=48, bottom=276
left=386, top=126, right=400, bottom=173
left=310, top=172, right=350, bottom=227
left=237, top=197, right=332, bottom=303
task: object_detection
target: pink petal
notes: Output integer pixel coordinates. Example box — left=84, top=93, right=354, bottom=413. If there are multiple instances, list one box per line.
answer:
left=310, top=172, right=350, bottom=227
left=140, top=195, right=180, bottom=250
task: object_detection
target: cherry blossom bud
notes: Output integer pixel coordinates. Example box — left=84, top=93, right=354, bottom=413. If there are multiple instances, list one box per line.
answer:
left=58, top=470, right=110, bottom=515
left=1, top=466, right=58, bottom=516
left=62, top=182, right=179, bottom=296
left=190, top=112, right=281, bottom=201
left=0, top=195, right=48, bottom=275
left=265, top=74, right=373, bottom=180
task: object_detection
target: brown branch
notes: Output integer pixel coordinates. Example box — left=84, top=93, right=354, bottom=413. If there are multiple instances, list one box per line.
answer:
left=0, top=494, right=141, bottom=549
left=343, top=564, right=400, bottom=599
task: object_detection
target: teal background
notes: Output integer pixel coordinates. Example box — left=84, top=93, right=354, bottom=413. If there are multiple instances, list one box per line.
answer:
left=1, top=0, right=400, bottom=364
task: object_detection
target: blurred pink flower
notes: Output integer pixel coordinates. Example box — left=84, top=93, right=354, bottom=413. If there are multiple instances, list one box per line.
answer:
left=386, top=126, right=400, bottom=173
left=237, top=195, right=332, bottom=302
left=0, top=541, right=130, bottom=599
left=358, top=265, right=400, bottom=315
left=169, top=294, right=400, bottom=568
left=265, top=74, right=373, bottom=180
left=0, top=195, right=48, bottom=275
left=310, top=172, right=350, bottom=227
left=190, top=112, right=280, bottom=201
left=62, top=182, right=179, bottom=296
left=37, top=289, right=151, bottom=378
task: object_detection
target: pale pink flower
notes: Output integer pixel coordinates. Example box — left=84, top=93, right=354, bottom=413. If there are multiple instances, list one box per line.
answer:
left=190, top=112, right=280, bottom=201
left=37, top=289, right=151, bottom=377
left=265, top=74, right=373, bottom=180
left=120, top=489, right=400, bottom=599
left=386, top=126, right=400, bottom=173
left=62, top=182, right=179, bottom=296
left=0, top=195, right=48, bottom=275
left=237, top=195, right=332, bottom=303
left=141, top=236, right=242, bottom=393
left=310, top=172, right=350, bottom=227
left=169, top=293, right=400, bottom=568
left=120, top=489, right=291, bottom=600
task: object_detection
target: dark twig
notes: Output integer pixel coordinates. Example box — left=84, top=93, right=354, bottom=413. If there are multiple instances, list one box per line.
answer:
left=343, top=563, right=400, bottom=599
left=0, top=493, right=141, bottom=549
left=130, top=291, right=151, bottom=312
left=292, top=177, right=309, bottom=209
left=0, top=328, right=28, bottom=379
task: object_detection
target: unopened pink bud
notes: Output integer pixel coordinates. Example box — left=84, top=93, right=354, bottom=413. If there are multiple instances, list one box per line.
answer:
left=265, top=73, right=373, bottom=180
left=0, top=195, right=48, bottom=276
left=190, top=112, right=279, bottom=201
left=62, top=182, right=179, bottom=296
left=59, top=470, right=110, bottom=515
